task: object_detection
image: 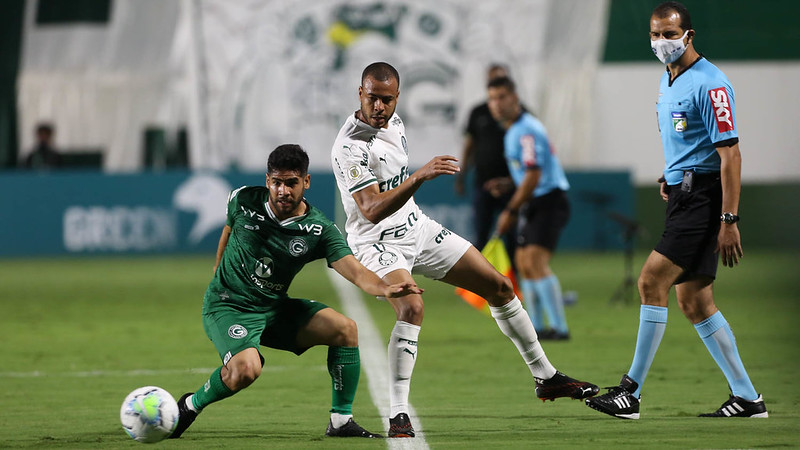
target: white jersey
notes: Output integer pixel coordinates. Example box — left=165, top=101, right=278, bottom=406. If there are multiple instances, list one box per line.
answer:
left=331, top=112, right=423, bottom=248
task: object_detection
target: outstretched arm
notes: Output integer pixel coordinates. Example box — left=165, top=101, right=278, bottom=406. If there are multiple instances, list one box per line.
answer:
left=352, top=155, right=460, bottom=223
left=330, top=254, right=423, bottom=298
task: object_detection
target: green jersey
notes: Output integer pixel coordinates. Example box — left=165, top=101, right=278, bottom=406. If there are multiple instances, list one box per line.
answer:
left=204, top=186, right=351, bottom=313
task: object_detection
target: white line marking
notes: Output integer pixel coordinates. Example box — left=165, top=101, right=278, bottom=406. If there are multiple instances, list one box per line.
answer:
left=327, top=268, right=429, bottom=450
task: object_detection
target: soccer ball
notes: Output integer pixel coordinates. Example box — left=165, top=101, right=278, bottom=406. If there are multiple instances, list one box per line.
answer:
left=120, top=386, right=179, bottom=443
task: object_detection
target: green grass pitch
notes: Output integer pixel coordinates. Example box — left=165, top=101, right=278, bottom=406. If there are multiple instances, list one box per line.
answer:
left=0, top=250, right=797, bottom=448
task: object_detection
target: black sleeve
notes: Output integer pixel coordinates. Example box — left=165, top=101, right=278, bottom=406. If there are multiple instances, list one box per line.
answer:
left=464, top=105, right=480, bottom=136
left=713, top=137, right=739, bottom=148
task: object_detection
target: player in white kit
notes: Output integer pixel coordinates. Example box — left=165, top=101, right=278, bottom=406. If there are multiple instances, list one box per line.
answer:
left=331, top=62, right=598, bottom=438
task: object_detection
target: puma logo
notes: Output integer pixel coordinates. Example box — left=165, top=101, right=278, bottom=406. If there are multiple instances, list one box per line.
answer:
left=379, top=156, right=387, bottom=164
left=402, top=348, right=417, bottom=359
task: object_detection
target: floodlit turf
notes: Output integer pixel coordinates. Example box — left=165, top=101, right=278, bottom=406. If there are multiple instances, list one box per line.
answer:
left=0, top=250, right=797, bottom=448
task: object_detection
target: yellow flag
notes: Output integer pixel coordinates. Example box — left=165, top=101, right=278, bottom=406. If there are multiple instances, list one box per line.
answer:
left=455, top=237, right=520, bottom=315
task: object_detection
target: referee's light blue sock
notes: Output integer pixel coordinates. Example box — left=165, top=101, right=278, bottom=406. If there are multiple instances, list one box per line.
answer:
left=543, top=274, right=568, bottom=333
left=694, top=311, right=758, bottom=401
left=627, top=305, right=668, bottom=398
left=520, top=278, right=545, bottom=330
left=531, top=276, right=568, bottom=334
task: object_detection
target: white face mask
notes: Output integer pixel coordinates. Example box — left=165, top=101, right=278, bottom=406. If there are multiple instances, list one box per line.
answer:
left=651, top=30, right=689, bottom=64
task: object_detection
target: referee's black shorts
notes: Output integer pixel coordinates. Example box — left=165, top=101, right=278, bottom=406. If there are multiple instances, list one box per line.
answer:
left=655, top=172, right=722, bottom=283
left=516, top=189, right=570, bottom=251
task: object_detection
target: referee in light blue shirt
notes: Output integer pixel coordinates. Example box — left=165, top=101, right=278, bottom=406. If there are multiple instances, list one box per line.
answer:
left=586, top=1, right=767, bottom=420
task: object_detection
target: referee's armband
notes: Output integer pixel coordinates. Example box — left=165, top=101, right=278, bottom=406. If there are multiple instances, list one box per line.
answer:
left=713, top=137, right=739, bottom=148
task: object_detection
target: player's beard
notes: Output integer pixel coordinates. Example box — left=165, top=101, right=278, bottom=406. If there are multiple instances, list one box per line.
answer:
left=270, top=195, right=303, bottom=219
left=360, top=108, right=390, bottom=129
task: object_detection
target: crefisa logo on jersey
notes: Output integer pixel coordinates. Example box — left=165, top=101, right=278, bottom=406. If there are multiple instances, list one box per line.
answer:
left=289, top=238, right=308, bottom=256
left=671, top=111, right=687, bottom=132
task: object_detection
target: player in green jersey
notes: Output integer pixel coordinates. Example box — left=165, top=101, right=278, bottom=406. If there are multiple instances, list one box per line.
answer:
left=170, top=144, right=422, bottom=439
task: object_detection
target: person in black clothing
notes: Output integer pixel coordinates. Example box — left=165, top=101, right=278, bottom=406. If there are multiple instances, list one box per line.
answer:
left=456, top=64, right=517, bottom=252
left=22, top=123, right=62, bottom=169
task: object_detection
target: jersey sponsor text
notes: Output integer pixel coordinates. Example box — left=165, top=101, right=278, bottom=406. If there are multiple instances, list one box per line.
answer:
left=379, top=211, right=419, bottom=240
left=297, top=223, right=323, bottom=235
left=378, top=166, right=410, bottom=192
left=709, top=87, right=734, bottom=133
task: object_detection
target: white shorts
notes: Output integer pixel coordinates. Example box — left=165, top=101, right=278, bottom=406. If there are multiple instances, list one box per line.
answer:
left=352, top=214, right=472, bottom=280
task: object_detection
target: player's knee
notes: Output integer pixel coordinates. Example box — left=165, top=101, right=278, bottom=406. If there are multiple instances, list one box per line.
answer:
left=396, top=297, right=424, bottom=323
left=486, top=275, right=515, bottom=305
left=677, top=296, right=715, bottom=323
left=637, top=271, right=661, bottom=300
left=226, top=360, right=261, bottom=391
left=335, top=317, right=359, bottom=347
left=676, top=297, right=697, bottom=319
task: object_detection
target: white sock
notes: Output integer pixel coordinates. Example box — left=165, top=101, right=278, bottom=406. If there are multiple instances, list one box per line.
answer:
left=330, top=412, right=353, bottom=428
left=490, top=298, right=557, bottom=380
left=185, top=395, right=198, bottom=413
left=388, top=321, right=420, bottom=418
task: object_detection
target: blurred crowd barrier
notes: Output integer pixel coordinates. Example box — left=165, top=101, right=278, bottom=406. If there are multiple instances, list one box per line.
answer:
left=0, top=170, right=632, bottom=257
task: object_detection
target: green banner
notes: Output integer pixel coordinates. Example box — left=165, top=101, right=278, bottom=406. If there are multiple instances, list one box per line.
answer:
left=603, top=0, right=800, bottom=62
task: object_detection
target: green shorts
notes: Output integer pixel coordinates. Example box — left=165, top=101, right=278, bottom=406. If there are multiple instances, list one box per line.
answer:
left=202, top=296, right=329, bottom=365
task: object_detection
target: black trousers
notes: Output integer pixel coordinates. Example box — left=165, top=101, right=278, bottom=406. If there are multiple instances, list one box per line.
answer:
left=471, top=184, right=516, bottom=262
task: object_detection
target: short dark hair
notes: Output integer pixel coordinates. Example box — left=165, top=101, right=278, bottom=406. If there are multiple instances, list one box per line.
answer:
left=488, top=63, right=508, bottom=73
left=36, top=123, right=54, bottom=135
left=267, top=144, right=309, bottom=175
left=487, top=76, right=516, bottom=93
left=361, top=62, right=400, bottom=88
left=653, top=1, right=692, bottom=31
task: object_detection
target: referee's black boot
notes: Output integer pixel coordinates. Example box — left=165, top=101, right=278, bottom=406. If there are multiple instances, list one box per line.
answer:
left=585, top=374, right=640, bottom=419
left=699, top=394, right=768, bottom=418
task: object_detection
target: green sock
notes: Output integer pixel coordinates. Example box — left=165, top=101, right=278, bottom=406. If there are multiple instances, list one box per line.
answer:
left=328, top=346, right=360, bottom=415
left=191, top=366, right=235, bottom=411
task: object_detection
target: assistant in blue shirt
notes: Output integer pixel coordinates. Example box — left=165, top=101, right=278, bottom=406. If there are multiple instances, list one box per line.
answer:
left=504, top=112, right=570, bottom=198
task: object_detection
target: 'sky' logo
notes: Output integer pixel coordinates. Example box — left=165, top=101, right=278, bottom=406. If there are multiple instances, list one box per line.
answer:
left=709, top=87, right=734, bottom=133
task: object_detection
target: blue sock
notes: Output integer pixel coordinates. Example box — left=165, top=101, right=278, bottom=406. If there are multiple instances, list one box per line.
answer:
left=694, top=311, right=758, bottom=401
left=531, top=277, right=566, bottom=333
left=628, top=305, right=668, bottom=398
left=520, top=279, right=545, bottom=330
left=537, top=275, right=568, bottom=333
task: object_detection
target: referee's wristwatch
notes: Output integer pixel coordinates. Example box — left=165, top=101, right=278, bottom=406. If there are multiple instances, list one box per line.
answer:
left=720, top=212, right=740, bottom=224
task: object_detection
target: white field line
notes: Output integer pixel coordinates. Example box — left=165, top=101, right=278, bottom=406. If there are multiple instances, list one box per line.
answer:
left=327, top=269, right=429, bottom=450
